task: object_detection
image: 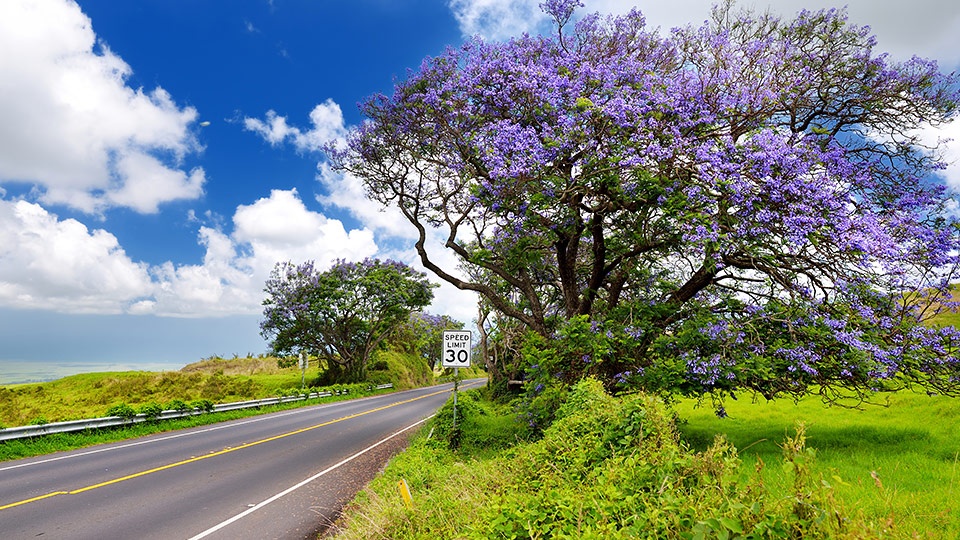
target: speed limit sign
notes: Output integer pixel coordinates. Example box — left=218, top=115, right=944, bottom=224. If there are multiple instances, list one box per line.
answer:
left=442, top=330, right=472, bottom=368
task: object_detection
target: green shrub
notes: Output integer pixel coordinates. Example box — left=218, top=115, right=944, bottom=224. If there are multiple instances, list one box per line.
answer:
left=138, top=402, right=164, bottom=420
left=431, top=389, right=485, bottom=449
left=190, top=399, right=214, bottom=413
left=165, top=399, right=191, bottom=412
left=29, top=416, right=49, bottom=426
left=105, top=403, right=137, bottom=420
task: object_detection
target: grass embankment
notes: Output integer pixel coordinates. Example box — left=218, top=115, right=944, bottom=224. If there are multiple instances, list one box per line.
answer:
left=0, top=350, right=443, bottom=427
left=329, top=381, right=958, bottom=539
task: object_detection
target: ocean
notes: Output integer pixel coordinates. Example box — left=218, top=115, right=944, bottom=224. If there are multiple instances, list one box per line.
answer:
left=0, top=359, right=186, bottom=385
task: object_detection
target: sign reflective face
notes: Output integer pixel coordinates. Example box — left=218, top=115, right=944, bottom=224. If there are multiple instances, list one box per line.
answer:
left=441, top=330, right=472, bottom=368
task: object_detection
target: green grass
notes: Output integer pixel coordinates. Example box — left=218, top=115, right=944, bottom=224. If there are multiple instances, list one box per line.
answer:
left=0, top=350, right=440, bottom=427
left=329, top=381, right=900, bottom=539
left=675, top=390, right=960, bottom=537
left=0, top=367, right=299, bottom=426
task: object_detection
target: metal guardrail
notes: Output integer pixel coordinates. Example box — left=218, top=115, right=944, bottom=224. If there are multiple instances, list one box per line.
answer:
left=0, top=383, right=394, bottom=442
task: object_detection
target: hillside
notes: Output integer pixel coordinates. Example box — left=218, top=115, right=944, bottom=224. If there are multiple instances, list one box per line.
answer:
left=0, top=348, right=447, bottom=427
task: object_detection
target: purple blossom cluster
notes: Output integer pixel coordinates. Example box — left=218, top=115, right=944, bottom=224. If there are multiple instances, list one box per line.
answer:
left=336, top=1, right=960, bottom=399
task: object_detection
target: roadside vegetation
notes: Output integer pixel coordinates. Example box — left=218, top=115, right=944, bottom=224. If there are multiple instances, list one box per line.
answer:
left=329, top=380, right=958, bottom=539
left=0, top=389, right=381, bottom=463
left=0, top=354, right=388, bottom=427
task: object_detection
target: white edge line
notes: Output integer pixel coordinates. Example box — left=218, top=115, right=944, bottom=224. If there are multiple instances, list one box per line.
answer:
left=187, top=414, right=435, bottom=540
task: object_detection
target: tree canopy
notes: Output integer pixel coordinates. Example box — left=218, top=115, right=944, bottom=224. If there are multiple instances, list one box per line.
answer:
left=392, top=312, right=466, bottom=369
left=331, top=0, right=960, bottom=401
left=260, top=258, right=435, bottom=383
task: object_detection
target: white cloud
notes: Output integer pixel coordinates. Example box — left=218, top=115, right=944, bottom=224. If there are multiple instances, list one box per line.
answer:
left=447, top=0, right=549, bottom=40
left=0, top=200, right=152, bottom=313
left=0, top=190, right=379, bottom=318
left=106, top=153, right=205, bottom=214
left=942, top=121, right=960, bottom=191
left=233, top=188, right=378, bottom=269
left=916, top=119, right=960, bottom=192
left=243, top=99, right=348, bottom=153
left=0, top=0, right=204, bottom=214
left=148, top=188, right=379, bottom=317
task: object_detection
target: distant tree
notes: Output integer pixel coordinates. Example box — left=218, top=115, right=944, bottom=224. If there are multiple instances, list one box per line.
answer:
left=392, top=312, right=465, bottom=369
left=260, top=258, right=435, bottom=383
left=331, top=0, right=960, bottom=401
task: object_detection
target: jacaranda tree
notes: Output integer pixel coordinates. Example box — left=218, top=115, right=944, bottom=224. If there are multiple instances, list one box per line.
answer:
left=330, top=0, right=960, bottom=402
left=260, top=258, right=436, bottom=383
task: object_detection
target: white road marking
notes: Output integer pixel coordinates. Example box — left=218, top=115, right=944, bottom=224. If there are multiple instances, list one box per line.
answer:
left=186, top=415, right=433, bottom=540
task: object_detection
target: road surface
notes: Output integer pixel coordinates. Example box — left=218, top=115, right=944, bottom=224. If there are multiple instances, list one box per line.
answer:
left=0, top=379, right=483, bottom=539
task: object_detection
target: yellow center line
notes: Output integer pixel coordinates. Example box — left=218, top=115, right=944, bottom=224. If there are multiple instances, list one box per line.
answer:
left=1, top=382, right=475, bottom=511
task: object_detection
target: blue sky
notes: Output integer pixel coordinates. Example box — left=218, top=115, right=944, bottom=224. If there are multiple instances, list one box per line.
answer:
left=1, top=0, right=958, bottom=382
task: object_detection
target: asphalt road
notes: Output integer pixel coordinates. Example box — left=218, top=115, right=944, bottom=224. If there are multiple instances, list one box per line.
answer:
left=0, top=379, right=484, bottom=540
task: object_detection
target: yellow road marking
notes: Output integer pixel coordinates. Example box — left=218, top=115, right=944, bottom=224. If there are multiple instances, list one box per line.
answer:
left=0, top=383, right=475, bottom=511
left=0, top=491, right=68, bottom=510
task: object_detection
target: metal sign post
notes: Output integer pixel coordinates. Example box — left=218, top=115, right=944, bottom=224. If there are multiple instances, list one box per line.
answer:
left=299, top=352, right=306, bottom=389
left=442, top=331, right=472, bottom=431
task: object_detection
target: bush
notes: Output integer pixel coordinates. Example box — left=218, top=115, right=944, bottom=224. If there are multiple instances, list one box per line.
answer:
left=165, top=399, right=191, bottom=413
left=138, top=402, right=164, bottom=420
left=479, top=379, right=871, bottom=539
left=190, top=399, right=214, bottom=413
left=105, top=403, right=137, bottom=420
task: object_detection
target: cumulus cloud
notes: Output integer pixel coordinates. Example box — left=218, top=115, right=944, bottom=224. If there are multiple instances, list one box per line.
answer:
left=0, top=0, right=204, bottom=214
left=149, top=188, right=379, bottom=317
left=447, top=0, right=549, bottom=40
left=916, top=119, right=960, bottom=193
left=0, top=200, right=152, bottom=313
left=243, top=99, right=348, bottom=153
left=0, top=190, right=378, bottom=318
left=232, top=188, right=377, bottom=270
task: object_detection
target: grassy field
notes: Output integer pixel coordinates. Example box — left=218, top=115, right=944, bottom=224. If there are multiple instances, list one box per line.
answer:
left=675, top=390, right=960, bottom=537
left=325, top=385, right=960, bottom=538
